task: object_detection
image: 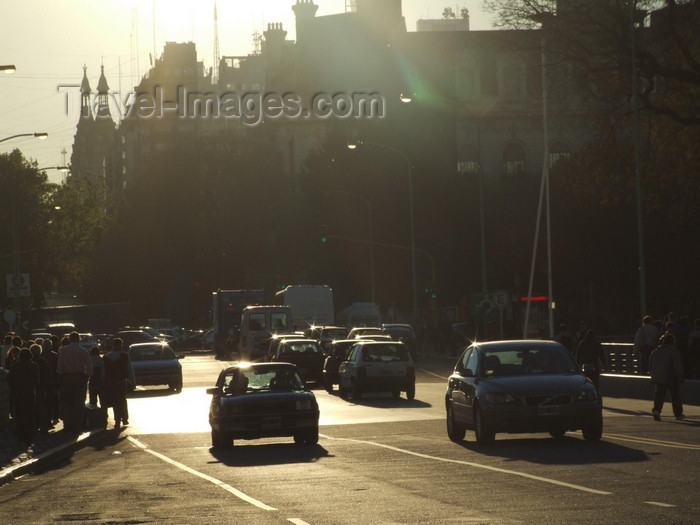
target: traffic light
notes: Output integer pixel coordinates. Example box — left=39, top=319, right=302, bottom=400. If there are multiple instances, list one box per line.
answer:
left=320, top=224, right=328, bottom=243
left=424, top=285, right=437, bottom=300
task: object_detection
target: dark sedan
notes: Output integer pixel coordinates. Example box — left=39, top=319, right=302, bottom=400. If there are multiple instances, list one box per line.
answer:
left=446, top=340, right=602, bottom=445
left=323, top=339, right=357, bottom=393
left=207, top=362, right=319, bottom=448
left=271, top=338, right=325, bottom=384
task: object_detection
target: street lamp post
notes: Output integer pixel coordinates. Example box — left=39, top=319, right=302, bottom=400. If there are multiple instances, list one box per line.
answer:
left=348, top=141, right=418, bottom=323
left=8, top=163, right=66, bottom=331
left=324, top=189, right=375, bottom=303
left=0, top=132, right=48, bottom=144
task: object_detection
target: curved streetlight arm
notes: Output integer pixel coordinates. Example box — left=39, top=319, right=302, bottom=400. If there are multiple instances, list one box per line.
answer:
left=0, top=132, right=48, bottom=143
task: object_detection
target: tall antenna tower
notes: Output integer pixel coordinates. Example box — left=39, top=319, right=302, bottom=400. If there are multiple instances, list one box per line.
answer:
left=252, top=29, right=262, bottom=55
left=213, top=1, right=220, bottom=83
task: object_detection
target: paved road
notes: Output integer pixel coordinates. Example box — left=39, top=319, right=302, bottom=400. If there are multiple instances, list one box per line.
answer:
left=1, top=354, right=698, bottom=524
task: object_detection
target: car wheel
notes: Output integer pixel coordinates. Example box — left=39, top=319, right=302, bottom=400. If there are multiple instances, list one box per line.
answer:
left=351, top=379, right=362, bottom=400
left=474, top=405, right=495, bottom=445
left=405, top=384, right=415, bottom=401
left=169, top=382, right=183, bottom=393
left=211, top=428, right=223, bottom=448
left=549, top=428, right=567, bottom=439
left=582, top=413, right=603, bottom=441
left=446, top=403, right=466, bottom=442
left=294, top=427, right=319, bottom=445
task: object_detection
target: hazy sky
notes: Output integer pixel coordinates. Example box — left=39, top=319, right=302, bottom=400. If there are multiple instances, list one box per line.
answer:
left=1, top=1, right=494, bottom=184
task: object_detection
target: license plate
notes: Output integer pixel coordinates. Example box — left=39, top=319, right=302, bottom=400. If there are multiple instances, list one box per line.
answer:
left=538, top=406, right=560, bottom=416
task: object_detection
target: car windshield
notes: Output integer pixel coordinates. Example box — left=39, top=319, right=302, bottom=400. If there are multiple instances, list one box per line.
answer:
left=224, top=366, right=304, bottom=393
left=480, top=345, right=579, bottom=377
left=323, top=328, right=347, bottom=339
left=129, top=345, right=176, bottom=361
left=361, top=344, right=408, bottom=362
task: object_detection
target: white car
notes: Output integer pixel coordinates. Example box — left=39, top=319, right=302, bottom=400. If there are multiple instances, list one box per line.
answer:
left=338, top=340, right=415, bottom=400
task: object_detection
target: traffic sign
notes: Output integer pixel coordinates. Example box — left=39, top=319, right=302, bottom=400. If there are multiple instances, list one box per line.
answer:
left=6, top=273, right=31, bottom=298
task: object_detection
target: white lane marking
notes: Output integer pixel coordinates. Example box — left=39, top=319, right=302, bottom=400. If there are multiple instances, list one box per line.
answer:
left=320, top=434, right=612, bottom=496
left=287, top=519, right=311, bottom=525
left=644, top=501, right=676, bottom=508
left=604, top=433, right=700, bottom=451
left=418, top=368, right=449, bottom=380
left=127, top=436, right=276, bottom=511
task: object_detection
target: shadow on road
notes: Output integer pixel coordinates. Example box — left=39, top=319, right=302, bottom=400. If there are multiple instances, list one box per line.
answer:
left=209, top=442, right=331, bottom=467
left=455, top=434, right=648, bottom=465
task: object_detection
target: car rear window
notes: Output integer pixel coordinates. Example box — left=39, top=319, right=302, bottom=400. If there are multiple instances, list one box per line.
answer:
left=481, top=346, right=578, bottom=376
left=130, top=346, right=175, bottom=361
left=284, top=342, right=321, bottom=354
left=361, top=344, right=408, bottom=362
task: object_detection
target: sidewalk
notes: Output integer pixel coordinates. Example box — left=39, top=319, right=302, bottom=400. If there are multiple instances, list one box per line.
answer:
left=0, top=418, right=105, bottom=486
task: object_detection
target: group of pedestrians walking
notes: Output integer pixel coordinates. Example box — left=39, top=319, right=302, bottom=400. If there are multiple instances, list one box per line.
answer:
left=632, top=312, right=695, bottom=422
left=2, top=330, right=135, bottom=446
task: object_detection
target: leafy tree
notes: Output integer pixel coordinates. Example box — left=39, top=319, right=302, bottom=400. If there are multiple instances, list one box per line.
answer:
left=0, top=149, right=59, bottom=309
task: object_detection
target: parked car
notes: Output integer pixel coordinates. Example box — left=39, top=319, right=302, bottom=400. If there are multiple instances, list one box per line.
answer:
left=323, top=339, right=357, bottom=393
left=445, top=340, right=603, bottom=445
left=206, top=362, right=319, bottom=448
left=128, top=341, right=184, bottom=392
left=338, top=340, right=415, bottom=400
left=271, top=338, right=325, bottom=384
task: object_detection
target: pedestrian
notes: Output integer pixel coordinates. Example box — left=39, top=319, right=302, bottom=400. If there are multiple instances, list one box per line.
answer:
left=30, top=344, right=51, bottom=433
left=687, top=319, right=700, bottom=380
left=633, top=315, right=659, bottom=375
left=56, top=331, right=93, bottom=435
left=88, top=345, right=104, bottom=406
left=7, top=347, right=39, bottom=445
left=102, top=338, right=135, bottom=429
left=575, top=329, right=606, bottom=389
left=41, top=338, right=60, bottom=427
left=555, top=323, right=575, bottom=354
left=48, top=335, right=62, bottom=424
left=649, top=332, right=685, bottom=421
left=1, top=333, right=13, bottom=368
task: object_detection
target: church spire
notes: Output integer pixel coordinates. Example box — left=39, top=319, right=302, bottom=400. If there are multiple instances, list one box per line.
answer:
left=80, top=65, right=92, bottom=118
left=96, top=64, right=111, bottom=118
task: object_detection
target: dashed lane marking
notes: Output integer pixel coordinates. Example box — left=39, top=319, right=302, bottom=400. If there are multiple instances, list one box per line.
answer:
left=320, top=434, right=613, bottom=496
left=644, top=501, right=676, bottom=508
left=127, top=436, right=276, bottom=511
left=603, top=433, right=700, bottom=451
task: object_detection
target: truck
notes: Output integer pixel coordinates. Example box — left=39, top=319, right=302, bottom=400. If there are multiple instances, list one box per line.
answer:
left=346, top=302, right=381, bottom=328
left=238, top=305, right=294, bottom=361
left=212, top=289, right=265, bottom=357
left=274, top=285, right=334, bottom=329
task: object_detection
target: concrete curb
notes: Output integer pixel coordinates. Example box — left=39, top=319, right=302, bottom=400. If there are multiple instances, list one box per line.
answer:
left=0, top=427, right=106, bottom=486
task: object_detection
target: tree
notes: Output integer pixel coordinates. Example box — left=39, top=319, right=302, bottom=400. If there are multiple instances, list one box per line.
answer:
left=484, top=0, right=700, bottom=126
left=0, top=150, right=60, bottom=308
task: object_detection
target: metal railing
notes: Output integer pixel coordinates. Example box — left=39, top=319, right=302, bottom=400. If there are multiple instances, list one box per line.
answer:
left=601, top=342, right=640, bottom=374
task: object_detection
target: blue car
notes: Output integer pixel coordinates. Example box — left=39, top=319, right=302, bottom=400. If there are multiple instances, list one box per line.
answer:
left=446, top=340, right=602, bottom=445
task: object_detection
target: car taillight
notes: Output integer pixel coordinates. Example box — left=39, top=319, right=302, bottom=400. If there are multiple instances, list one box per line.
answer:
left=358, top=366, right=366, bottom=379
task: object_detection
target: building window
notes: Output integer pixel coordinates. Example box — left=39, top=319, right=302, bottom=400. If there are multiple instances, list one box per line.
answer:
left=457, top=144, right=480, bottom=175
left=480, top=59, right=498, bottom=96
left=502, top=143, right=526, bottom=175
left=549, top=142, right=571, bottom=167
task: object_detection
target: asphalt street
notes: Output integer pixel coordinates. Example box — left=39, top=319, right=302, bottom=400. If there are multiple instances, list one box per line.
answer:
left=1, top=353, right=698, bottom=524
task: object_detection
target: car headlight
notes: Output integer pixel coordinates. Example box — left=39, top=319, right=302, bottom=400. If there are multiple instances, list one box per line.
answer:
left=296, top=399, right=312, bottom=410
left=576, top=388, right=598, bottom=401
left=486, top=392, right=516, bottom=404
